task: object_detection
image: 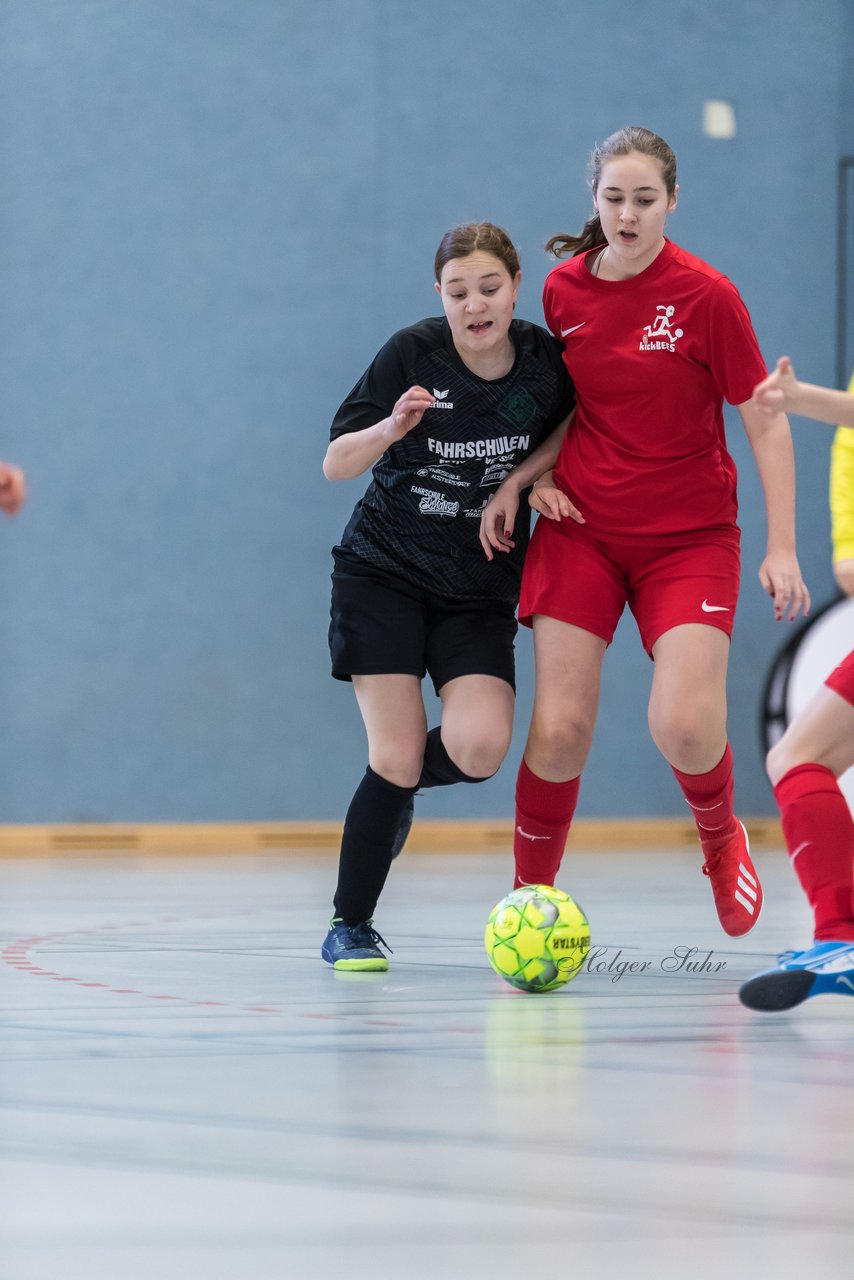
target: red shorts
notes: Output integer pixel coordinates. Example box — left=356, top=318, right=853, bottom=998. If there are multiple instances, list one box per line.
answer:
left=519, top=517, right=741, bottom=657
left=825, top=648, right=854, bottom=706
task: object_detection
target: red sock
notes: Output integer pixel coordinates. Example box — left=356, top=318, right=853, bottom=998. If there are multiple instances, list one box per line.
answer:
left=513, top=758, right=580, bottom=889
left=671, top=743, right=737, bottom=852
left=774, top=764, right=854, bottom=942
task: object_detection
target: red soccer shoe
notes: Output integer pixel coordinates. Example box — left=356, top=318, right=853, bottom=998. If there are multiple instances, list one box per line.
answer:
left=701, top=820, right=763, bottom=936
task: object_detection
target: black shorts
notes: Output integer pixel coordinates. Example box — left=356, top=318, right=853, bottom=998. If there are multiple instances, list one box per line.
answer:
left=329, top=555, right=517, bottom=695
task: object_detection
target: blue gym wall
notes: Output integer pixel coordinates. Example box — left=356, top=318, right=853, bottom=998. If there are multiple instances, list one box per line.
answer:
left=0, top=0, right=847, bottom=823
left=845, top=1, right=854, bottom=154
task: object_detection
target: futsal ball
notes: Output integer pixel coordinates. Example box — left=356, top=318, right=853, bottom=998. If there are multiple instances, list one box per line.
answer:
left=484, top=885, right=590, bottom=993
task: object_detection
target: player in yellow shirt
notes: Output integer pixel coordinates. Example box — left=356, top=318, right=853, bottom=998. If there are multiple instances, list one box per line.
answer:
left=830, top=380, right=854, bottom=594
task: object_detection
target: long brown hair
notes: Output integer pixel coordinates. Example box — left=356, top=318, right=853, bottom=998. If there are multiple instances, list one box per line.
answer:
left=545, top=127, right=678, bottom=259
left=434, top=222, right=521, bottom=281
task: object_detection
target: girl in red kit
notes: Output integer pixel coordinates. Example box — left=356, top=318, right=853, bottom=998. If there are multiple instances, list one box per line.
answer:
left=482, top=126, right=810, bottom=937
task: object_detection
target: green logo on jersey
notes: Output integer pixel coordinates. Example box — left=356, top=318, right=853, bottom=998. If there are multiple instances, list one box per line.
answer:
left=498, top=386, right=538, bottom=429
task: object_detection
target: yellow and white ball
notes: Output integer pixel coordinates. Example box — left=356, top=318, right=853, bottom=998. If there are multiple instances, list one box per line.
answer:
left=485, top=884, right=590, bottom=993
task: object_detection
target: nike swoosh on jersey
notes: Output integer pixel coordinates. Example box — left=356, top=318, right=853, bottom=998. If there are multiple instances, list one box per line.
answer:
left=560, top=323, right=586, bottom=337
left=701, top=600, right=730, bottom=613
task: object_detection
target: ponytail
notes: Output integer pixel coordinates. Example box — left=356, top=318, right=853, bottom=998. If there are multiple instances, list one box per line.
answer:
left=545, top=213, right=606, bottom=260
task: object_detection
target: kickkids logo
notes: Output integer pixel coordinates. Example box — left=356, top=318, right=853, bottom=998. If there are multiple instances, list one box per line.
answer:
left=639, top=304, right=684, bottom=352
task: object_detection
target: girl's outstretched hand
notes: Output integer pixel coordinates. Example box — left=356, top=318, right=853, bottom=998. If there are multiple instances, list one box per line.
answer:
left=0, top=463, right=26, bottom=516
left=529, top=471, right=584, bottom=525
left=752, top=356, right=798, bottom=416
left=759, top=550, right=810, bottom=622
left=480, top=487, right=519, bottom=561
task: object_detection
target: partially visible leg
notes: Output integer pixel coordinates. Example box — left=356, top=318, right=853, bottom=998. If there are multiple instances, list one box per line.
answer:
left=418, top=595, right=518, bottom=791
left=514, top=618, right=606, bottom=888
left=355, top=673, right=428, bottom=790
left=419, top=674, right=515, bottom=788
left=649, top=623, right=733, bottom=832
left=650, top=624, right=737, bottom=834
left=648, top=622, right=730, bottom=768
left=511, top=517, right=622, bottom=888
left=649, top=624, right=760, bottom=935
left=325, top=676, right=425, bottom=969
left=740, top=659, right=854, bottom=1009
left=766, top=679, right=854, bottom=942
left=325, top=560, right=430, bottom=966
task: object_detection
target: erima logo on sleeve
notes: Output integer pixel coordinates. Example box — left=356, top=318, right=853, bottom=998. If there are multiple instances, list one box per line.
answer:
left=432, top=388, right=454, bottom=409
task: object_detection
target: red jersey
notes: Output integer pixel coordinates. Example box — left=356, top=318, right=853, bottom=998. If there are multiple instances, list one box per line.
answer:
left=543, top=239, right=768, bottom=540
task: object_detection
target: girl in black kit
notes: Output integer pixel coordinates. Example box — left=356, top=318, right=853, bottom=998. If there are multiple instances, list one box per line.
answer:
left=322, top=222, right=576, bottom=970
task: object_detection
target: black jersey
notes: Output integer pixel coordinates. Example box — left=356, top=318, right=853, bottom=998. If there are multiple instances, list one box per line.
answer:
left=330, top=316, right=573, bottom=602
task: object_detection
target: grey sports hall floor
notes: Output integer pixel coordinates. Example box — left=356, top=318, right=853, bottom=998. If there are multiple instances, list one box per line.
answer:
left=1, top=845, right=852, bottom=1280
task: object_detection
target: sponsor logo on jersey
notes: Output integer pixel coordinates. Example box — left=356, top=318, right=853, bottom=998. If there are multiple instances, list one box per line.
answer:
left=639, top=304, right=684, bottom=352
left=560, top=322, right=586, bottom=336
left=411, top=486, right=460, bottom=516
left=427, top=434, right=529, bottom=460
left=431, top=388, right=454, bottom=409
left=480, top=453, right=515, bottom=487
left=417, top=466, right=468, bottom=487
left=463, top=499, right=488, bottom=518
left=498, top=387, right=538, bottom=430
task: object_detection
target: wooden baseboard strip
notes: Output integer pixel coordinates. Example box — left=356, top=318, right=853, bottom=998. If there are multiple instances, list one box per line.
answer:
left=0, top=818, right=784, bottom=857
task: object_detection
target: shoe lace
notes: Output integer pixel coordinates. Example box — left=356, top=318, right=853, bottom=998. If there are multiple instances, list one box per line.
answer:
left=351, top=921, right=393, bottom=954
left=701, top=852, right=722, bottom=877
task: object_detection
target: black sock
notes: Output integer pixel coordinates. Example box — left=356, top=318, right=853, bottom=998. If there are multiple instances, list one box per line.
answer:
left=417, top=726, right=494, bottom=788
left=332, top=766, right=417, bottom=924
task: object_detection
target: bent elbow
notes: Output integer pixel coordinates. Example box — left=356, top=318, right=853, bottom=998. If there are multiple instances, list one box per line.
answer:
left=322, top=449, right=342, bottom=482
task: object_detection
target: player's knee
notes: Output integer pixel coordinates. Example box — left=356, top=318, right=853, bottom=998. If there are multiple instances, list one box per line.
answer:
left=765, top=737, right=790, bottom=788
left=443, top=724, right=511, bottom=780
left=369, top=748, right=424, bottom=790
left=766, top=729, right=823, bottom=788
left=649, top=705, right=721, bottom=771
left=529, top=710, right=594, bottom=774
